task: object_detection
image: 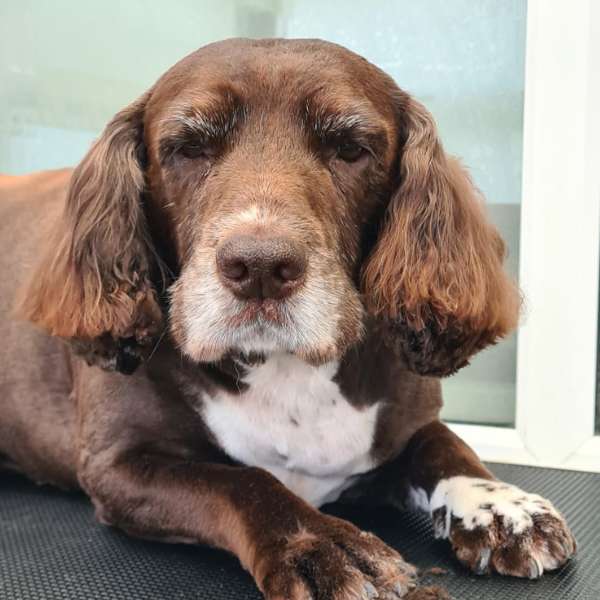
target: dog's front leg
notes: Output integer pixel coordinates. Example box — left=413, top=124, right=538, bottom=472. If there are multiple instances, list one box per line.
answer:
left=79, top=446, right=421, bottom=599
left=384, top=421, right=576, bottom=578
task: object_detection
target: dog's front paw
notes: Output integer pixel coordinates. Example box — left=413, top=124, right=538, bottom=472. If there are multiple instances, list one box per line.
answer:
left=259, top=515, right=417, bottom=599
left=430, top=476, right=576, bottom=578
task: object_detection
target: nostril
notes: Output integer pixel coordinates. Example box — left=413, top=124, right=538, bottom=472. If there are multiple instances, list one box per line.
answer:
left=276, top=260, right=305, bottom=282
left=221, top=259, right=248, bottom=281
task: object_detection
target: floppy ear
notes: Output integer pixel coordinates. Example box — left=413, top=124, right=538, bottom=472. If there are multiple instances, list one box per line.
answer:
left=18, top=91, right=163, bottom=371
left=362, top=93, right=521, bottom=377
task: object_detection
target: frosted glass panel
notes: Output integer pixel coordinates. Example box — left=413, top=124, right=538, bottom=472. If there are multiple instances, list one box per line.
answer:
left=1, top=0, right=526, bottom=426
left=0, top=0, right=279, bottom=173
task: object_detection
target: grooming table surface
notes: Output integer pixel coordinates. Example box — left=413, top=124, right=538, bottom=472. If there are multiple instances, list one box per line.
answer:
left=1, top=463, right=599, bottom=599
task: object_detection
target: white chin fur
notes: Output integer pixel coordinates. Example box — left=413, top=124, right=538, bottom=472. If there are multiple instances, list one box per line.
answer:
left=172, top=256, right=354, bottom=363
left=183, top=320, right=307, bottom=363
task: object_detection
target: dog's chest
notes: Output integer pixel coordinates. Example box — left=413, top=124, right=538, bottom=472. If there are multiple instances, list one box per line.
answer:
left=199, top=354, right=379, bottom=506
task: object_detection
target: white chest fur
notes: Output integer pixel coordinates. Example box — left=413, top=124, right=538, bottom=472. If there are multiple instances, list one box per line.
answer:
left=200, top=353, right=379, bottom=506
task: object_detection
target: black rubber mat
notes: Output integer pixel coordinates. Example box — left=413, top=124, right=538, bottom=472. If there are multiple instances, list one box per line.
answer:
left=1, top=463, right=599, bottom=599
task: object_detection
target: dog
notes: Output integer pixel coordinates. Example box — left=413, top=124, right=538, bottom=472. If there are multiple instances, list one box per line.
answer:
left=0, top=39, right=575, bottom=599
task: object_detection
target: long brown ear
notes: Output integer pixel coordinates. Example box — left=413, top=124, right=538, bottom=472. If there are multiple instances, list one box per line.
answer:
left=362, top=93, right=521, bottom=377
left=18, top=92, right=163, bottom=358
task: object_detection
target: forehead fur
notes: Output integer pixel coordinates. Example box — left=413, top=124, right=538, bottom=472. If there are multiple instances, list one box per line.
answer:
left=144, top=38, right=400, bottom=170
left=147, top=41, right=397, bottom=119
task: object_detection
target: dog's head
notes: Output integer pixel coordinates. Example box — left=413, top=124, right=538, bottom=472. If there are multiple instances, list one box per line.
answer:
left=20, top=39, right=520, bottom=375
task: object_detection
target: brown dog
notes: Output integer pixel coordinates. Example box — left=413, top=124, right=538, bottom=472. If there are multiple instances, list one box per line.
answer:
left=0, top=39, right=575, bottom=599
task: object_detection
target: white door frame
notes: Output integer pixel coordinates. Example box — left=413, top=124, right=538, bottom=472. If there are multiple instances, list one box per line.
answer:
left=449, top=0, right=600, bottom=472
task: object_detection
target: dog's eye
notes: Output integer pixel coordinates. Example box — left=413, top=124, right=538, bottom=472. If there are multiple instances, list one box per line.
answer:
left=336, top=142, right=365, bottom=162
left=178, top=143, right=210, bottom=160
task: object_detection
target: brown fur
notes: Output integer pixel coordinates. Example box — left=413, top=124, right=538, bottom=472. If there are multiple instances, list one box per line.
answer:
left=17, top=92, right=163, bottom=346
left=1, top=39, right=572, bottom=600
left=362, top=95, right=521, bottom=376
left=15, top=39, right=518, bottom=376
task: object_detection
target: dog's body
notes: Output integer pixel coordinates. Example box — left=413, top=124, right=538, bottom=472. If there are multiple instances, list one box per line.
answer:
left=0, top=39, right=575, bottom=599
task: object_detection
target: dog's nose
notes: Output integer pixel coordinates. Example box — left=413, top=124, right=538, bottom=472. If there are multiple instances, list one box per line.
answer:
left=216, top=235, right=307, bottom=300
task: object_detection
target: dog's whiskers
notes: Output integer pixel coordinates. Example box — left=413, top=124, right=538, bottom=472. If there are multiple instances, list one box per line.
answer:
left=146, top=327, right=168, bottom=363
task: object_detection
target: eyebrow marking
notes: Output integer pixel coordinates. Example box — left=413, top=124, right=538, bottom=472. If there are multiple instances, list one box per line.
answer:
left=165, top=109, right=238, bottom=140
left=158, top=98, right=244, bottom=163
left=312, top=111, right=373, bottom=138
left=302, top=98, right=388, bottom=154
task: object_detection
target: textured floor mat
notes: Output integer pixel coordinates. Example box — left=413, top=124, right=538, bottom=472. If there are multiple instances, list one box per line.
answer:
left=1, top=463, right=599, bottom=599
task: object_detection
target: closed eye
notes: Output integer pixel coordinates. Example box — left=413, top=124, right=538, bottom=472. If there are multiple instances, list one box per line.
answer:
left=305, top=104, right=387, bottom=165
left=176, top=141, right=216, bottom=160
left=159, top=99, right=242, bottom=165
left=335, top=140, right=367, bottom=162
